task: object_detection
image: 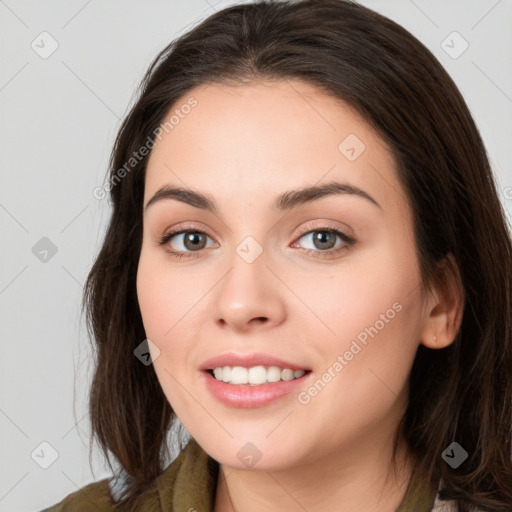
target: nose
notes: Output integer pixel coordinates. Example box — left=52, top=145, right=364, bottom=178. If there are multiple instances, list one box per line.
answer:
left=212, top=245, right=286, bottom=333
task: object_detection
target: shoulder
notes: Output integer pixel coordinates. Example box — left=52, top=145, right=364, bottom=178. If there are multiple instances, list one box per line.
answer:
left=40, top=476, right=117, bottom=511
left=41, top=472, right=164, bottom=512
left=40, top=466, right=167, bottom=512
left=40, top=437, right=217, bottom=512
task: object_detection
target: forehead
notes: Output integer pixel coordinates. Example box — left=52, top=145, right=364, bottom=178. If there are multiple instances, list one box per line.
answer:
left=143, top=79, right=404, bottom=213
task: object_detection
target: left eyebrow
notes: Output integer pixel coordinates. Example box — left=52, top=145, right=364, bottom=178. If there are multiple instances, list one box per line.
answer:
left=274, top=181, right=382, bottom=211
left=143, top=180, right=382, bottom=214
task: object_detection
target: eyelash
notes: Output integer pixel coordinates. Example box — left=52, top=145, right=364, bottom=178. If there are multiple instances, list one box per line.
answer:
left=158, top=223, right=356, bottom=260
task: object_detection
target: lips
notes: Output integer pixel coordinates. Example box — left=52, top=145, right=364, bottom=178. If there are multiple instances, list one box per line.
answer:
left=201, top=366, right=313, bottom=408
left=199, top=352, right=311, bottom=372
left=199, top=352, right=313, bottom=408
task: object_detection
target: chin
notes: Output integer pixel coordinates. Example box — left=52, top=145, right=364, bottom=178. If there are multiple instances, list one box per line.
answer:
left=191, top=432, right=309, bottom=472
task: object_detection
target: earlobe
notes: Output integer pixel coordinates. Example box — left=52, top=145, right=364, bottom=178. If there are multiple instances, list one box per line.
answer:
left=423, top=332, right=450, bottom=349
left=421, top=326, right=453, bottom=349
left=419, top=253, right=465, bottom=350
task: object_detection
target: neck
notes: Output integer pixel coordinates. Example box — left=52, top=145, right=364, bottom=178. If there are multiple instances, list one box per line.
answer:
left=213, top=432, right=417, bottom=512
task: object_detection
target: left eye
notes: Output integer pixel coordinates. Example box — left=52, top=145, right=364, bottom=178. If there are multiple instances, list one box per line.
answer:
left=292, top=228, right=353, bottom=252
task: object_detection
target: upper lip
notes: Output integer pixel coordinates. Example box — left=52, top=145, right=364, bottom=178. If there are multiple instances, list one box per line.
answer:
left=200, top=352, right=311, bottom=371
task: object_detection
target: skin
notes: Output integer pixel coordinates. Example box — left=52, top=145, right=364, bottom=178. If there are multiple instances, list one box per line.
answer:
left=136, top=79, right=464, bottom=512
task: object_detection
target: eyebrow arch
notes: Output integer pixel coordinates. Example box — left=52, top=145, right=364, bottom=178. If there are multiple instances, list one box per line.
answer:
left=144, top=181, right=382, bottom=214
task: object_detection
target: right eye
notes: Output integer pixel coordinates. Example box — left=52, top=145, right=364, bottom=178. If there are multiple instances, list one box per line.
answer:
left=159, top=228, right=218, bottom=258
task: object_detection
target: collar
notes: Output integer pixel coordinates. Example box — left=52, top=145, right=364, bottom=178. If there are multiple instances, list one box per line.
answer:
left=136, top=438, right=437, bottom=511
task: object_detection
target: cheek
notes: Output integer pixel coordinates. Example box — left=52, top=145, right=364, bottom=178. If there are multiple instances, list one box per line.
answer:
left=136, top=256, right=169, bottom=339
left=136, top=247, right=209, bottom=382
left=136, top=246, right=196, bottom=339
left=295, top=269, right=421, bottom=439
left=298, top=242, right=422, bottom=387
left=295, top=252, right=418, bottom=346
left=136, top=251, right=194, bottom=407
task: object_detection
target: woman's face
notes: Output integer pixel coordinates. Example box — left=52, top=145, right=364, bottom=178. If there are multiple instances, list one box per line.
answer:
left=137, top=79, right=427, bottom=470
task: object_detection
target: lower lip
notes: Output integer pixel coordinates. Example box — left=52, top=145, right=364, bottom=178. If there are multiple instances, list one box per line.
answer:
left=201, top=370, right=312, bottom=408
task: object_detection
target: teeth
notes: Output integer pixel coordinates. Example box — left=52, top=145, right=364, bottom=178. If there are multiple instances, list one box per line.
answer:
left=281, top=369, right=295, bottom=381
left=222, top=366, right=231, bottom=383
left=267, top=366, right=281, bottom=383
left=249, top=365, right=267, bottom=385
left=210, top=365, right=307, bottom=385
left=231, top=366, right=248, bottom=384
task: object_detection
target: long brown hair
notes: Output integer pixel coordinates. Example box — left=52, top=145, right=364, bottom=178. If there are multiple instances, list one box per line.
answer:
left=82, top=1, right=512, bottom=510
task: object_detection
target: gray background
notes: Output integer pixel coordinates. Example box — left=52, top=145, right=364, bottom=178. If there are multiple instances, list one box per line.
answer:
left=1, top=0, right=511, bottom=510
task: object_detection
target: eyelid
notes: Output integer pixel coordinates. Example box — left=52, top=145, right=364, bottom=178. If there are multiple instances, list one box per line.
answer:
left=293, top=220, right=355, bottom=241
left=158, top=221, right=218, bottom=242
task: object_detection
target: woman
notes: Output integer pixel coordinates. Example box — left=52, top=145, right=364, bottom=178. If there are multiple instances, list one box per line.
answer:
left=43, top=0, right=512, bottom=511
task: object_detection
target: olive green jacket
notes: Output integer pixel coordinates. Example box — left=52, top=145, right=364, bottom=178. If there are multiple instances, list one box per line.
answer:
left=42, top=437, right=449, bottom=511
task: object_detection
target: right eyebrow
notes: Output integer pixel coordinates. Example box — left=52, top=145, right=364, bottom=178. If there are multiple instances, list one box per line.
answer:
left=145, top=185, right=217, bottom=214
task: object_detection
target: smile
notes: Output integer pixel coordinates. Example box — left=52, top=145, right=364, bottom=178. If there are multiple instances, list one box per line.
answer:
left=210, top=365, right=308, bottom=385
left=201, top=367, right=312, bottom=408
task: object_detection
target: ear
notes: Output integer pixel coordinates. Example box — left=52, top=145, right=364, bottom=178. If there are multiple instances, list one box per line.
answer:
left=420, top=253, right=465, bottom=349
